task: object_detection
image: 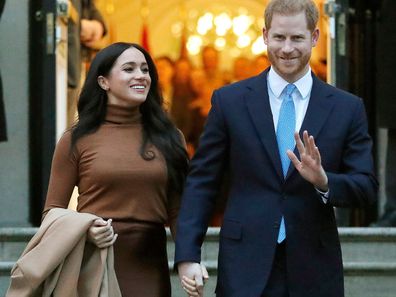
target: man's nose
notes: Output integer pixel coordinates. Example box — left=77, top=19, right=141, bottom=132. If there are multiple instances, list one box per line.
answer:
left=281, top=40, right=294, bottom=53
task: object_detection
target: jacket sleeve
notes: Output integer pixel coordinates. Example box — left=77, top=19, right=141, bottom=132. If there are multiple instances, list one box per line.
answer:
left=326, top=98, right=378, bottom=207
left=174, top=90, right=229, bottom=264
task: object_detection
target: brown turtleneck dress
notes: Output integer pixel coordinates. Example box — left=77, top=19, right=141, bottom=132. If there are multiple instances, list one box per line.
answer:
left=44, top=104, right=179, bottom=297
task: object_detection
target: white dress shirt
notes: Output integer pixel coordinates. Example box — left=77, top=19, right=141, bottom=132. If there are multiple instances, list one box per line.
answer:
left=267, top=67, right=312, bottom=132
left=267, top=67, right=329, bottom=202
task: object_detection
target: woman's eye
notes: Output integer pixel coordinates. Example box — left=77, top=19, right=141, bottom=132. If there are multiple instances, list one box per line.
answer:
left=124, top=67, right=133, bottom=72
left=142, top=68, right=149, bottom=73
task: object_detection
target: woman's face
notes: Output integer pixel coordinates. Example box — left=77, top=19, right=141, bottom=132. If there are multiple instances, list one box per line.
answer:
left=99, top=47, right=152, bottom=108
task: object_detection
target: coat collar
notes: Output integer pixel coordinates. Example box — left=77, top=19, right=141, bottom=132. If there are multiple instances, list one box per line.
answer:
left=244, top=69, right=335, bottom=181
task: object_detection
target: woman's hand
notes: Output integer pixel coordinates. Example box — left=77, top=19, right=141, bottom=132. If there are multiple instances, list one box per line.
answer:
left=87, top=218, right=118, bottom=248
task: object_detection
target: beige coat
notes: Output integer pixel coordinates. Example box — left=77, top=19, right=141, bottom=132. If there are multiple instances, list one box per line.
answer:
left=6, top=208, right=122, bottom=297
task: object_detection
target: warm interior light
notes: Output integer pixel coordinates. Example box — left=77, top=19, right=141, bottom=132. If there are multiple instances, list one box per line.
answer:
left=215, top=37, right=226, bottom=49
left=214, top=13, right=232, bottom=36
left=187, top=35, right=203, bottom=55
left=232, top=15, right=252, bottom=36
left=197, top=13, right=213, bottom=35
left=252, top=37, right=266, bottom=55
left=237, top=35, right=251, bottom=48
left=174, top=9, right=264, bottom=60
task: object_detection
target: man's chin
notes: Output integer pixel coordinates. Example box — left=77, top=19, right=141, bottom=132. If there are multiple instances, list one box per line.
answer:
left=274, top=66, right=299, bottom=78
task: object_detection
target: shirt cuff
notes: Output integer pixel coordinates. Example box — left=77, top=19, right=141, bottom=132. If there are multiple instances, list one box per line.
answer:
left=316, top=188, right=330, bottom=204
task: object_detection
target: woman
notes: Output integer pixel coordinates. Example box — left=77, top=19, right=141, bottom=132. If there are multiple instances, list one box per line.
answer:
left=43, top=42, right=189, bottom=296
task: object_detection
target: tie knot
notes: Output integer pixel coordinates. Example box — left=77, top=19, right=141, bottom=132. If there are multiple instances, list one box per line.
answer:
left=284, top=84, right=296, bottom=97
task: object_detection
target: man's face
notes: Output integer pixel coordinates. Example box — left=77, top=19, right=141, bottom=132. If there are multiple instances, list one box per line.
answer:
left=263, top=12, right=319, bottom=82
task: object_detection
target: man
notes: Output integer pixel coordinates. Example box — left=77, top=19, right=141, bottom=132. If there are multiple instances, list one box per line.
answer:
left=67, top=0, right=106, bottom=127
left=175, top=0, right=378, bottom=297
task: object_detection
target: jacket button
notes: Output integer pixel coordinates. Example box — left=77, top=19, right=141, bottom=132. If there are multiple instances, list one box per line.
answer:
left=274, top=222, right=280, bottom=228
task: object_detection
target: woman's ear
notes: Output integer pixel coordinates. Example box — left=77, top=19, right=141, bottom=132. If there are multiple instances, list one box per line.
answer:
left=97, top=76, right=109, bottom=91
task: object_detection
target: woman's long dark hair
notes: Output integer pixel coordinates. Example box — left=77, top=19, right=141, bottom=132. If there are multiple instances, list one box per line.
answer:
left=71, top=42, right=189, bottom=197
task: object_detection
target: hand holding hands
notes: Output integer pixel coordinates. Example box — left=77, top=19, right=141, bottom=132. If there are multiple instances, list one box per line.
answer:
left=87, top=218, right=118, bottom=249
left=287, top=130, right=328, bottom=191
left=178, top=262, right=209, bottom=297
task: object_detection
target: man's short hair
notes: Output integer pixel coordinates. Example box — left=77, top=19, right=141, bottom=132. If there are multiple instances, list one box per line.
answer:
left=264, top=0, right=319, bottom=32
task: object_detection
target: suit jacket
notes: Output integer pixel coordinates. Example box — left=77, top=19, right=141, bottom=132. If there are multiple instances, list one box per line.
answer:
left=6, top=208, right=121, bottom=297
left=175, top=70, right=378, bottom=297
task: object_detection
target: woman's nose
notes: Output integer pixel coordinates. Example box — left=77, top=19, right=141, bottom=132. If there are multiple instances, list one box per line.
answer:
left=134, top=70, right=147, bottom=79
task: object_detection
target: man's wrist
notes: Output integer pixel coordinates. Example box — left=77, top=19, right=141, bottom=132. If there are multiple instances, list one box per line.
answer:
left=315, top=171, right=328, bottom=191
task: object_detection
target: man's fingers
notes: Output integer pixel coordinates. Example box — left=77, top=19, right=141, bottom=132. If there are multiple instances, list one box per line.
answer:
left=307, top=135, right=317, bottom=156
left=287, top=150, right=300, bottom=168
left=194, top=274, right=204, bottom=295
left=314, top=146, right=322, bottom=165
left=303, top=132, right=312, bottom=156
left=294, top=132, right=305, bottom=155
left=201, top=264, right=209, bottom=281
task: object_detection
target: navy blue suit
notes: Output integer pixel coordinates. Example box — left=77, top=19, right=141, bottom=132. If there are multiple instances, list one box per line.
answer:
left=175, top=70, right=378, bottom=297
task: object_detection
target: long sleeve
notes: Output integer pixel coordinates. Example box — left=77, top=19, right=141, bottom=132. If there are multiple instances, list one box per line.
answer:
left=326, top=98, right=378, bottom=207
left=175, top=91, right=229, bottom=264
left=167, top=130, right=188, bottom=240
left=43, top=132, right=79, bottom=216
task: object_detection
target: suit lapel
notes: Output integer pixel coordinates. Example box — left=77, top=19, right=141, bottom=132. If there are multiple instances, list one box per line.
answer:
left=244, top=71, right=284, bottom=180
left=287, top=74, right=335, bottom=178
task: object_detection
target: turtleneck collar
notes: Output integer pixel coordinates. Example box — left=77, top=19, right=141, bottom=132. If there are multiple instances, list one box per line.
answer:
left=105, top=104, right=142, bottom=125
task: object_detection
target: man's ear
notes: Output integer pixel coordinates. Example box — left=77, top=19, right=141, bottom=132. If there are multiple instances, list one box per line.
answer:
left=312, top=28, right=320, bottom=47
left=263, top=28, right=269, bottom=45
left=97, top=76, right=109, bottom=91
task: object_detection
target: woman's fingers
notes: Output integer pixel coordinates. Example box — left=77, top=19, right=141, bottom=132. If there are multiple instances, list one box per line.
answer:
left=97, top=233, right=118, bottom=248
left=88, top=218, right=118, bottom=248
left=96, top=224, right=114, bottom=238
left=182, top=277, right=199, bottom=295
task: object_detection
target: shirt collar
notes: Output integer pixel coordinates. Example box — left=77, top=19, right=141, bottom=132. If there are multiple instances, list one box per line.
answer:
left=268, top=67, right=312, bottom=99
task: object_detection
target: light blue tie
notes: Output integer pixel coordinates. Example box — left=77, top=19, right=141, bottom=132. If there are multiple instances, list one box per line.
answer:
left=276, top=84, right=296, bottom=243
